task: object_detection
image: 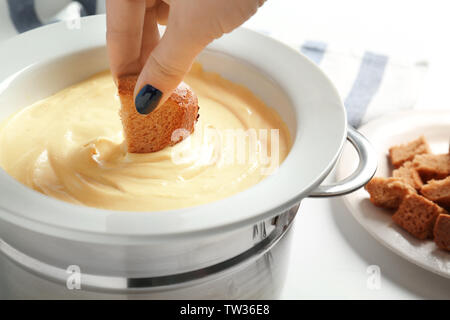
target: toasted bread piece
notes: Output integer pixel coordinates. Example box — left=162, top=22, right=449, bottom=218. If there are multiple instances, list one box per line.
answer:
left=393, top=161, right=423, bottom=190
left=421, top=176, right=450, bottom=210
left=392, top=193, right=447, bottom=240
left=365, top=177, right=416, bottom=210
left=412, top=153, right=450, bottom=182
left=388, top=136, right=431, bottom=168
left=433, top=213, right=450, bottom=251
left=118, top=75, right=199, bottom=153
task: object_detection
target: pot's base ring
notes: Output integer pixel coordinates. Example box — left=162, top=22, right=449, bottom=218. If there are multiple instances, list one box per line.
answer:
left=0, top=206, right=297, bottom=292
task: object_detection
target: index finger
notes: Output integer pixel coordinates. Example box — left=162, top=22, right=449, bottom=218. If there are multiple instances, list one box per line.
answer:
left=106, top=0, right=148, bottom=79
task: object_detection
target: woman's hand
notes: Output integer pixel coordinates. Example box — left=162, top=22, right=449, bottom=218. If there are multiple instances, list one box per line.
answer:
left=106, top=0, right=265, bottom=114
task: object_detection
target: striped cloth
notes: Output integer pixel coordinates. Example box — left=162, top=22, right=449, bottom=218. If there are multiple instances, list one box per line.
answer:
left=0, top=0, right=428, bottom=128
left=299, top=40, right=428, bottom=127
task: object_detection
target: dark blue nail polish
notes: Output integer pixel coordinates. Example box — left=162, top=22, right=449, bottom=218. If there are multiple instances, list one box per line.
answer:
left=135, top=84, right=162, bottom=114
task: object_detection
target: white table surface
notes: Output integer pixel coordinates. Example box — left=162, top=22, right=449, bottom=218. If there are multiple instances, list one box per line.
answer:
left=0, top=0, right=449, bottom=299
left=243, top=0, right=450, bottom=299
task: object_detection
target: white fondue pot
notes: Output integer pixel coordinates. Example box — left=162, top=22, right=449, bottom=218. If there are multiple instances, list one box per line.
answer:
left=0, top=15, right=376, bottom=299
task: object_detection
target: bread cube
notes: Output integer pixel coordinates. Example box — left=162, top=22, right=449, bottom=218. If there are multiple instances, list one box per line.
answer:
left=365, top=177, right=416, bottom=209
left=421, top=176, right=450, bottom=210
left=389, top=136, right=430, bottom=168
left=412, top=153, right=450, bottom=182
left=433, top=213, right=450, bottom=251
left=392, top=193, right=447, bottom=240
left=393, top=161, right=423, bottom=190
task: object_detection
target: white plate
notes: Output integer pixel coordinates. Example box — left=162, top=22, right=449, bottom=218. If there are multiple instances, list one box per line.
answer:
left=336, top=110, right=450, bottom=278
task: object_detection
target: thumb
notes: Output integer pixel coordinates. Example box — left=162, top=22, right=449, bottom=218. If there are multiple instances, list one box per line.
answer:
left=133, top=27, right=205, bottom=114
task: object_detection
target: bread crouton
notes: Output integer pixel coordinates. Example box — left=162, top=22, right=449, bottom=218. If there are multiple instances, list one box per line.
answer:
left=392, top=193, right=447, bottom=240
left=393, top=161, right=423, bottom=190
left=433, top=213, right=450, bottom=251
left=421, top=176, right=450, bottom=210
left=388, top=136, right=431, bottom=168
left=118, top=75, right=199, bottom=153
left=365, top=177, right=416, bottom=209
left=412, top=153, right=450, bottom=182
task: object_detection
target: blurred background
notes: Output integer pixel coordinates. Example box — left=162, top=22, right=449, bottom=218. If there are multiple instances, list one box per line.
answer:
left=0, top=0, right=448, bottom=112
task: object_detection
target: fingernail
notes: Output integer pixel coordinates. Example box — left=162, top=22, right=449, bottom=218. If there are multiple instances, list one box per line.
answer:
left=135, top=84, right=162, bottom=114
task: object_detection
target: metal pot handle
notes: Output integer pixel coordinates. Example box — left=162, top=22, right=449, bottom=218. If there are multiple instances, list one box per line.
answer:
left=309, top=126, right=377, bottom=197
